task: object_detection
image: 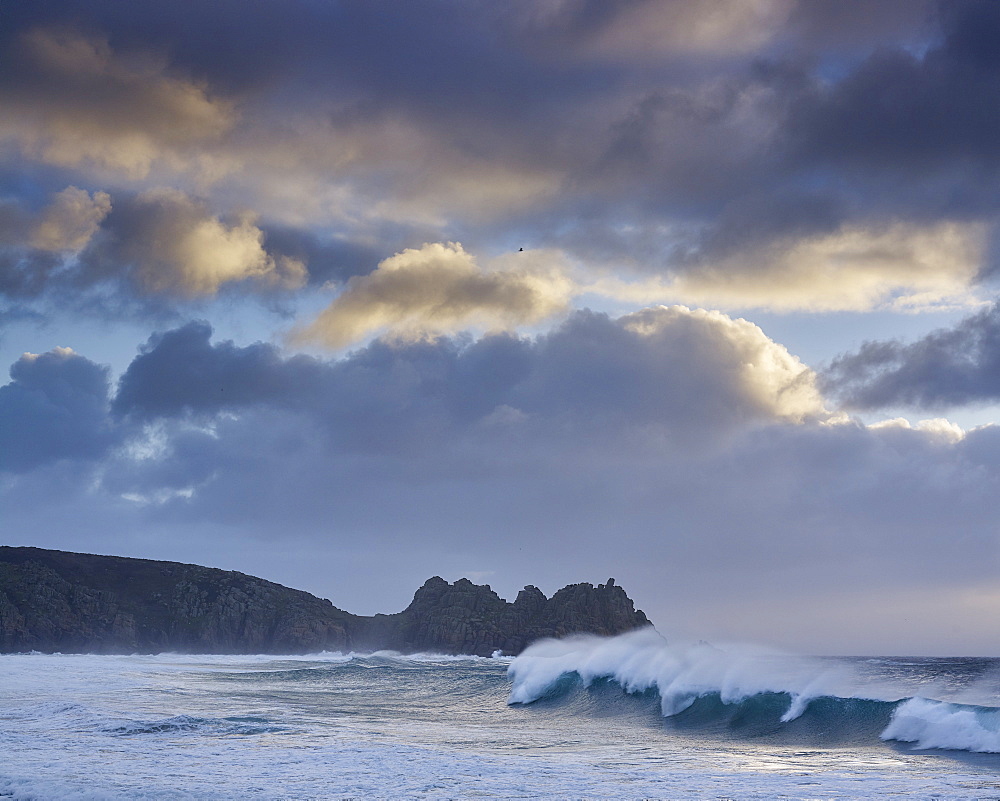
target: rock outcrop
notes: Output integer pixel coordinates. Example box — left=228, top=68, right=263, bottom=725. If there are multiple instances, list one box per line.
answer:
left=0, top=546, right=651, bottom=655
left=351, top=576, right=650, bottom=656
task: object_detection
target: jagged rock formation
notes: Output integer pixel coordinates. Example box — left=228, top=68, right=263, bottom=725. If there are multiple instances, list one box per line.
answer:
left=352, top=576, right=650, bottom=656
left=0, top=546, right=651, bottom=655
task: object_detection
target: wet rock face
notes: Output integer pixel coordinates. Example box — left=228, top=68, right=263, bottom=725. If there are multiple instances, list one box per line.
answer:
left=0, top=547, right=652, bottom=655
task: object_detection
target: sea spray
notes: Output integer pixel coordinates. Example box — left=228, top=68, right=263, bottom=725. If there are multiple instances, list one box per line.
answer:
left=507, top=628, right=1000, bottom=754
left=882, top=697, right=1000, bottom=752
left=507, top=627, right=858, bottom=720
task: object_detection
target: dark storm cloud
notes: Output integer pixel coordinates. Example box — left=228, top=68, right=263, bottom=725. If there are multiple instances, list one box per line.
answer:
left=113, top=320, right=538, bottom=455
left=788, top=3, right=1000, bottom=174
left=823, top=303, right=1000, bottom=409
left=0, top=0, right=583, bottom=137
left=113, top=321, right=325, bottom=419
left=114, top=308, right=823, bottom=450
left=0, top=346, right=118, bottom=472
left=586, top=0, right=1000, bottom=261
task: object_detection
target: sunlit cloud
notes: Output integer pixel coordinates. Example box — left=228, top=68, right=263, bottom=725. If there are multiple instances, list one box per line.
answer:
left=867, top=417, right=966, bottom=444
left=0, top=186, right=305, bottom=301
left=30, top=187, right=112, bottom=252
left=94, top=188, right=305, bottom=297
left=0, top=27, right=235, bottom=179
left=511, top=0, right=796, bottom=63
left=292, top=223, right=990, bottom=352
left=620, top=305, right=828, bottom=424
left=0, top=186, right=111, bottom=254
left=585, top=221, right=988, bottom=313
left=577, top=0, right=794, bottom=59
left=295, top=242, right=573, bottom=348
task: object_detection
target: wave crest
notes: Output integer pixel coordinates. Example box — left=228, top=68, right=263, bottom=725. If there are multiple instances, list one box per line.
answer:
left=507, top=627, right=858, bottom=718
left=507, top=628, right=1000, bottom=753
left=882, top=697, right=1000, bottom=753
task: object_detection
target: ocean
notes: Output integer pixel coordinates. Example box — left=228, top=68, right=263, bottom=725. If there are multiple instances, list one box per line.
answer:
left=2, top=627, right=999, bottom=800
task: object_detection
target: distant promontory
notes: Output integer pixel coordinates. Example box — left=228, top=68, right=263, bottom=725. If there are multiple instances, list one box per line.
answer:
left=0, top=546, right=650, bottom=656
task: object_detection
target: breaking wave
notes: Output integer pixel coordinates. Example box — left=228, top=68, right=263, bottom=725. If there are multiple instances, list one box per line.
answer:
left=882, top=697, right=1000, bottom=752
left=507, top=628, right=1000, bottom=753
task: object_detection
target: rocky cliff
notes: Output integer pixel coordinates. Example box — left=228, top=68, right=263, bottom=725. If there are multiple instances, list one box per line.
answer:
left=0, top=546, right=651, bottom=655
left=0, top=547, right=353, bottom=654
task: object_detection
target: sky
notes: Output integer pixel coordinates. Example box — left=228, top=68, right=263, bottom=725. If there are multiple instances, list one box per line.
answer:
left=3, top=0, right=1000, bottom=656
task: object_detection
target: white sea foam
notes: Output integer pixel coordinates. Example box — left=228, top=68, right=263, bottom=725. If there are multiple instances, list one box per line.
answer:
left=882, top=697, right=1000, bottom=752
left=507, top=626, right=863, bottom=718
left=508, top=629, right=1000, bottom=756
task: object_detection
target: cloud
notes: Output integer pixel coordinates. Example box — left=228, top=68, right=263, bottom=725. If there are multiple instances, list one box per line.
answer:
left=531, top=0, right=1000, bottom=293
left=30, top=186, right=112, bottom=252
left=0, top=27, right=235, bottom=178
left=0, top=187, right=305, bottom=304
left=0, top=187, right=111, bottom=298
left=295, top=242, right=572, bottom=348
left=2, top=2, right=996, bottom=316
left=0, top=186, right=111, bottom=253
left=823, top=303, right=1000, bottom=409
left=547, top=0, right=796, bottom=59
left=498, top=306, right=829, bottom=436
left=787, top=0, right=1000, bottom=173
left=0, top=346, right=118, bottom=472
left=866, top=416, right=966, bottom=444
left=86, top=189, right=306, bottom=297
left=587, top=220, right=989, bottom=312
left=291, top=220, right=954, bottom=355
left=115, top=306, right=828, bottom=457
left=509, top=0, right=928, bottom=63
left=113, top=321, right=324, bottom=419
left=617, top=305, right=827, bottom=423
left=258, top=225, right=382, bottom=286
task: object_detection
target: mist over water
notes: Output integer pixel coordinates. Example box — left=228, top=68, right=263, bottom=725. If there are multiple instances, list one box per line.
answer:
left=2, top=632, right=1000, bottom=799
